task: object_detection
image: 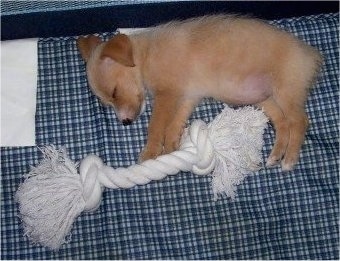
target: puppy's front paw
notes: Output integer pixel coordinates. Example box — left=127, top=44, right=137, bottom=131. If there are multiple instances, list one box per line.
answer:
left=164, top=126, right=184, bottom=154
left=164, top=135, right=180, bottom=154
left=138, top=144, right=163, bottom=163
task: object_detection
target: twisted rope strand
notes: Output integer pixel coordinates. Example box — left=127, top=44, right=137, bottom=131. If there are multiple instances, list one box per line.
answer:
left=80, top=120, right=215, bottom=211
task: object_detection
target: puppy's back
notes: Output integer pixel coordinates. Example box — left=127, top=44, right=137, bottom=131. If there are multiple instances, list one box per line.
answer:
left=134, top=15, right=322, bottom=94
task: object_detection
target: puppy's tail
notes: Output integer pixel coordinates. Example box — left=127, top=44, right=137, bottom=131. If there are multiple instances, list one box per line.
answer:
left=299, top=43, right=324, bottom=89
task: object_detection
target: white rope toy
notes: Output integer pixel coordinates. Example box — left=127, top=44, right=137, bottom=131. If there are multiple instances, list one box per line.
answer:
left=15, top=105, right=268, bottom=250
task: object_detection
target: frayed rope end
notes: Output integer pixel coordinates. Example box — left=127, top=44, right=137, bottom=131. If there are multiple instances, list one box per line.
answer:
left=15, top=146, right=85, bottom=250
left=208, top=106, right=268, bottom=200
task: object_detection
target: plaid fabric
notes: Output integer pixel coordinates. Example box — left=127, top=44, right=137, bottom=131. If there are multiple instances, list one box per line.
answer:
left=1, top=13, right=338, bottom=259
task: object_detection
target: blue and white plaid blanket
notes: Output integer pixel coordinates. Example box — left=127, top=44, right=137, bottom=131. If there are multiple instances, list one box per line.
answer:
left=1, top=13, right=338, bottom=259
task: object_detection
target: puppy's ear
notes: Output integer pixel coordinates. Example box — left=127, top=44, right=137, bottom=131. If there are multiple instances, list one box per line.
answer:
left=100, top=34, right=135, bottom=67
left=77, top=35, right=102, bottom=62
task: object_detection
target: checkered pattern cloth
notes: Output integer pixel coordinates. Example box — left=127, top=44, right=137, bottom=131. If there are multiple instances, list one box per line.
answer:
left=1, top=13, right=339, bottom=259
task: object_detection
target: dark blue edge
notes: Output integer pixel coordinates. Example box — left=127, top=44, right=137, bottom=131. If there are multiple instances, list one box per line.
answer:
left=1, top=1, right=339, bottom=40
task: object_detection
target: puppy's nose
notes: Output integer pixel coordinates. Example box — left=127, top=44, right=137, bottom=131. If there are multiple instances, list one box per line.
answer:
left=122, top=118, right=133, bottom=126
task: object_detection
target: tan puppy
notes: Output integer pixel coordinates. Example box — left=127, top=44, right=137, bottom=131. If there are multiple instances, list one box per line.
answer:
left=77, top=15, right=322, bottom=171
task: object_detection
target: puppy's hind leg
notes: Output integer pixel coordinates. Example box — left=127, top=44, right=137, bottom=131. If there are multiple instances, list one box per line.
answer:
left=273, top=47, right=321, bottom=171
left=275, top=93, right=309, bottom=171
left=257, top=97, right=290, bottom=167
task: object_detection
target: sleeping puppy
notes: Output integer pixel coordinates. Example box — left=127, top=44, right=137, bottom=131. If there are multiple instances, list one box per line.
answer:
left=77, top=15, right=322, bottom=171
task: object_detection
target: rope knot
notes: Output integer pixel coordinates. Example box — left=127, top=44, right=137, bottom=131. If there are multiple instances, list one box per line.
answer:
left=181, top=120, right=216, bottom=175
left=79, top=155, right=104, bottom=212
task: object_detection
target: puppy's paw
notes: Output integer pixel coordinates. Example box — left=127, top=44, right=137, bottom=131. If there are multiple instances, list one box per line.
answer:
left=138, top=145, right=163, bottom=163
left=164, top=127, right=183, bottom=154
left=281, top=155, right=298, bottom=172
left=266, top=145, right=286, bottom=168
left=164, top=136, right=180, bottom=154
left=266, top=152, right=298, bottom=171
left=266, top=155, right=282, bottom=168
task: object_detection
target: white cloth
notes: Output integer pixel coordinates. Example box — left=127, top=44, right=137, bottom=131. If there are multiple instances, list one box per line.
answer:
left=1, top=38, right=38, bottom=146
left=117, top=28, right=146, bottom=35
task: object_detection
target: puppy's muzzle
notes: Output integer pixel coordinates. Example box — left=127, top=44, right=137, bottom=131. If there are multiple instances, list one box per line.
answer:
left=122, top=118, right=133, bottom=126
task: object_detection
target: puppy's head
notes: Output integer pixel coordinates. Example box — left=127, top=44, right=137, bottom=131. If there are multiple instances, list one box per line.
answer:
left=77, top=34, right=145, bottom=125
